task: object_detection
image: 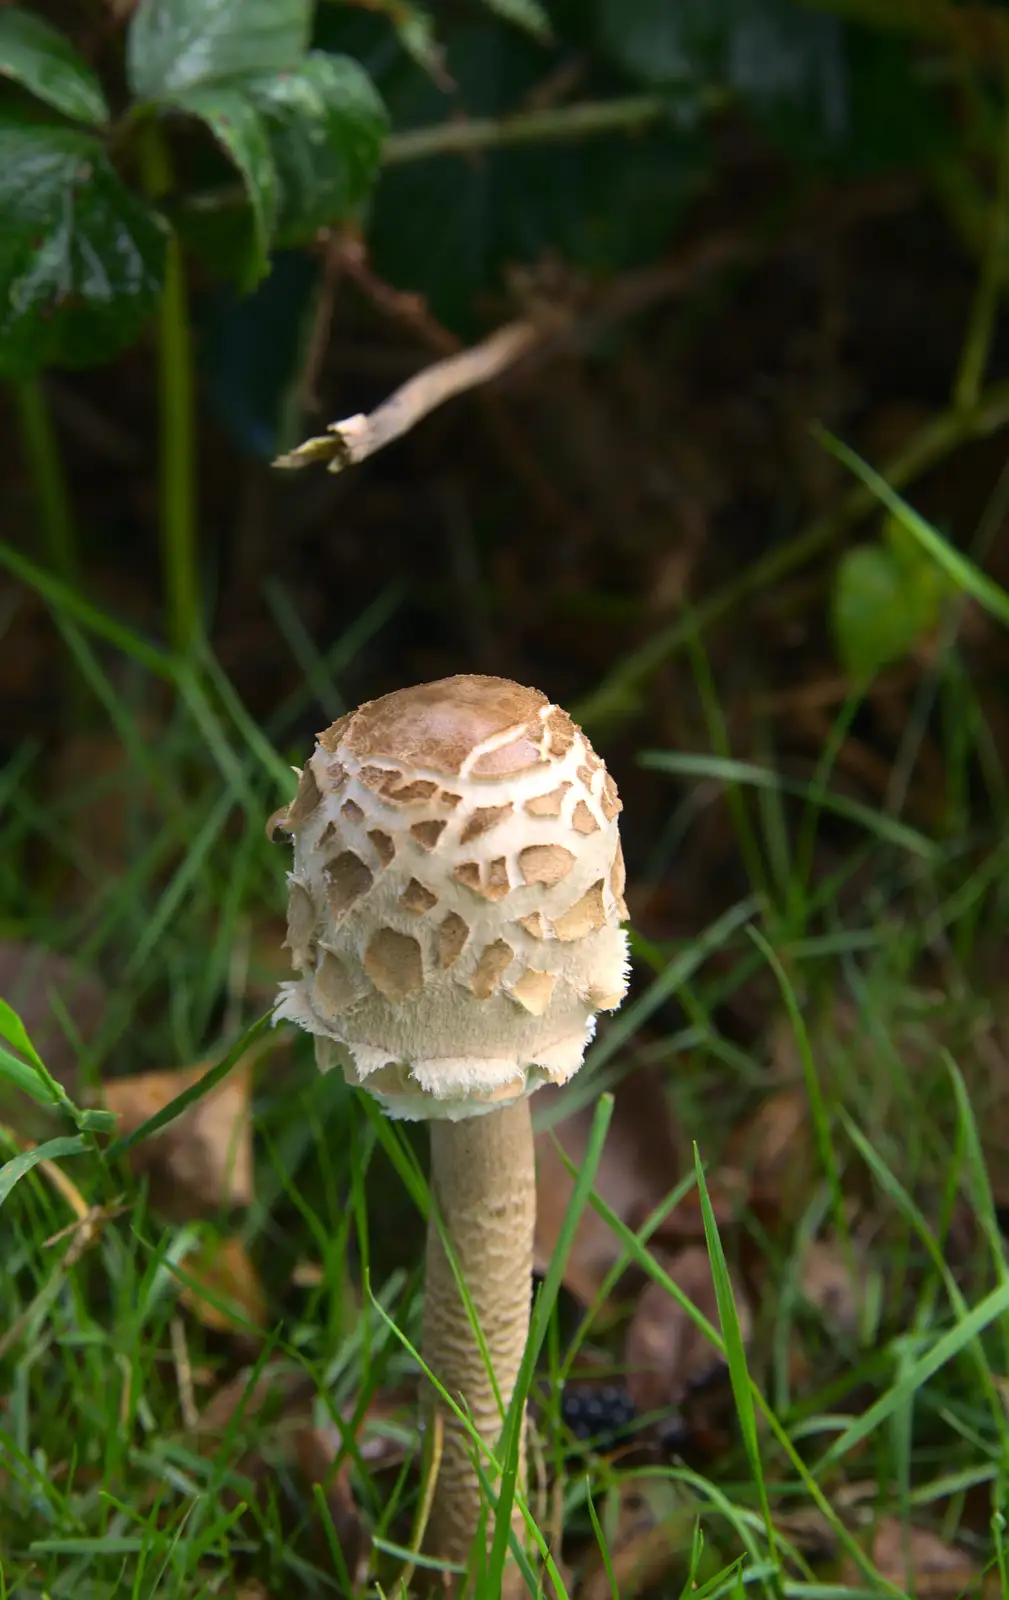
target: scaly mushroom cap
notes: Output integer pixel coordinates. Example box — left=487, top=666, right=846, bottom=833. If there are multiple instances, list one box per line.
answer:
left=273, top=675, right=629, bottom=1119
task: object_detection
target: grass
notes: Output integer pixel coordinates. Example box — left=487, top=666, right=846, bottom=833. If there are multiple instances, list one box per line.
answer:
left=3, top=469, right=1009, bottom=1599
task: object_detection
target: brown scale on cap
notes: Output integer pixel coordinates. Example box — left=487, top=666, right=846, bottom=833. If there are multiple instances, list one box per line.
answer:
left=460, top=804, right=513, bottom=844
left=412, top=819, right=447, bottom=850
left=364, top=928, right=423, bottom=1000
left=468, top=940, right=514, bottom=1000
left=325, top=852, right=374, bottom=917
left=518, top=844, right=574, bottom=887
left=333, top=676, right=551, bottom=778
left=288, top=765, right=322, bottom=828
left=572, top=801, right=599, bottom=835
left=385, top=777, right=440, bottom=804
left=524, top=785, right=569, bottom=818
left=401, top=878, right=439, bottom=914
left=552, top=880, right=606, bottom=942
left=285, top=880, right=316, bottom=969
left=315, top=952, right=356, bottom=1017
left=369, top=829, right=395, bottom=867
left=437, top=912, right=470, bottom=969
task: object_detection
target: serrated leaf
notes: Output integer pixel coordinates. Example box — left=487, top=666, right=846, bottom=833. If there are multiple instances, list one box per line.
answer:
left=250, top=52, right=388, bottom=244
left=0, top=117, right=166, bottom=378
left=832, top=543, right=941, bottom=682
left=127, top=0, right=311, bottom=100
left=0, top=7, right=109, bottom=126
left=162, top=85, right=276, bottom=285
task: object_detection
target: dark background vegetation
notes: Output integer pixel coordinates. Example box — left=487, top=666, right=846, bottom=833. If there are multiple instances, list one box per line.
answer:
left=5, top=0, right=1009, bottom=1596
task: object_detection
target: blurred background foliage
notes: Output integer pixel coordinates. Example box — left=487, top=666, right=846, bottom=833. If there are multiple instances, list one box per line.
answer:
left=3, top=0, right=1009, bottom=1035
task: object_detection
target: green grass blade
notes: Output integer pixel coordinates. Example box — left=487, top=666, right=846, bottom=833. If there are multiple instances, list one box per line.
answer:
left=694, top=1145, right=780, bottom=1592
left=641, top=751, right=935, bottom=857
left=0, top=1134, right=89, bottom=1206
left=105, top=1012, right=272, bottom=1160
left=815, top=425, right=1009, bottom=629
left=817, top=1278, right=1009, bottom=1471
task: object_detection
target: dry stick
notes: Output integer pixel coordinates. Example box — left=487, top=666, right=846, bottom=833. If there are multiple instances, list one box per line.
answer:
left=273, top=321, right=542, bottom=474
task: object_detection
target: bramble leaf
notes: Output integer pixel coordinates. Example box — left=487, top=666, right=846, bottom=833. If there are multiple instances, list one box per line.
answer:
left=0, top=7, right=109, bottom=126
left=0, top=116, right=165, bottom=377
left=161, top=85, right=277, bottom=286
left=250, top=53, right=388, bottom=244
left=127, top=0, right=311, bottom=100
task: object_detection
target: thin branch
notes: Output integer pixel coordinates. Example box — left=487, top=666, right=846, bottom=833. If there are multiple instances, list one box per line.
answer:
left=382, top=93, right=680, bottom=165
left=273, top=321, right=541, bottom=473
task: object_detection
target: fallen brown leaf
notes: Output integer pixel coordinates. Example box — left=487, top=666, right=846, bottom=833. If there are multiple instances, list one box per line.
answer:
left=99, top=1048, right=260, bottom=1221
left=623, top=1245, right=752, bottom=1416
left=179, top=1232, right=268, bottom=1336
left=723, top=1080, right=814, bottom=1224
left=578, top=1479, right=708, bottom=1600
left=195, top=1365, right=412, bottom=1587
left=295, top=1419, right=367, bottom=1580
left=799, top=1235, right=864, bottom=1334
left=839, top=1517, right=979, bottom=1597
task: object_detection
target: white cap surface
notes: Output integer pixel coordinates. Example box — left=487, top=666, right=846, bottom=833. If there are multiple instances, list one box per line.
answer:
left=274, top=675, right=629, bottom=1119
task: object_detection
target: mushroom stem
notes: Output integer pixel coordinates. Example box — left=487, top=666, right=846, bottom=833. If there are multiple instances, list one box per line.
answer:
left=422, top=1096, right=536, bottom=1586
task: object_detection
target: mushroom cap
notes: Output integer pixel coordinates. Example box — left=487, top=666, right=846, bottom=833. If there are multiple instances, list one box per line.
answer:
left=274, top=675, right=629, bottom=1120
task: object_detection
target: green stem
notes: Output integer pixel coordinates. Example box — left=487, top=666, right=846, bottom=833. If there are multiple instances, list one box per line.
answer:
left=138, top=120, right=201, bottom=657
left=382, top=93, right=689, bottom=164
left=954, top=63, right=1009, bottom=411
left=13, top=376, right=77, bottom=581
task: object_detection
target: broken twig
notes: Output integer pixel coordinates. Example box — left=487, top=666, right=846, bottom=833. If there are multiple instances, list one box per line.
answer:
left=272, top=320, right=540, bottom=474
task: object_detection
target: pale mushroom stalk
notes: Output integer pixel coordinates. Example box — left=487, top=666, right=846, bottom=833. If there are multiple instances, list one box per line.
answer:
left=272, top=675, right=629, bottom=1591
left=422, top=1098, right=536, bottom=1567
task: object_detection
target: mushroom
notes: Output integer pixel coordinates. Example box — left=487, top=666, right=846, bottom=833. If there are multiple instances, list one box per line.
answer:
left=273, top=675, right=629, bottom=1586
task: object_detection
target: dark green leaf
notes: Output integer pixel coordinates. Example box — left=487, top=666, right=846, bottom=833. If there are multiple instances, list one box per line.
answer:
left=832, top=543, right=941, bottom=682
left=0, top=1134, right=88, bottom=1207
left=250, top=52, right=388, bottom=244
left=162, top=85, right=276, bottom=285
left=597, top=0, right=694, bottom=81
left=598, top=0, right=844, bottom=133
left=0, top=7, right=109, bottom=126
left=127, top=0, right=311, bottom=100
left=370, top=23, right=705, bottom=331
left=0, top=117, right=166, bottom=377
